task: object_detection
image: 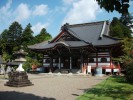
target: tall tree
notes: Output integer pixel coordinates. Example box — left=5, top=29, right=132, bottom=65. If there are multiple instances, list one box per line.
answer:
left=0, top=29, right=16, bottom=60
left=0, top=29, right=8, bottom=47
left=8, top=21, right=23, bottom=51
left=120, top=38, right=133, bottom=82
left=35, top=28, right=52, bottom=43
left=120, top=13, right=133, bottom=28
left=22, top=23, right=34, bottom=47
left=110, top=17, right=132, bottom=38
left=96, top=0, right=130, bottom=15
left=0, top=29, right=9, bottom=56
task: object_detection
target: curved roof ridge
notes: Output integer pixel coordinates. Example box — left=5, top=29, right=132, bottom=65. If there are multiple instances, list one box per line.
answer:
left=28, top=40, right=49, bottom=49
left=99, top=21, right=107, bottom=39
left=57, top=41, right=69, bottom=47
left=105, top=21, right=110, bottom=36
left=68, top=20, right=107, bottom=28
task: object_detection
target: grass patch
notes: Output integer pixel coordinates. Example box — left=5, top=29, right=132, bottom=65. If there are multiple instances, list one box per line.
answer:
left=77, top=76, right=133, bottom=100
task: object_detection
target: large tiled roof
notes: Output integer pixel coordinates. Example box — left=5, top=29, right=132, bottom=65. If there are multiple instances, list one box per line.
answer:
left=29, top=41, right=90, bottom=50
left=28, top=21, right=120, bottom=50
left=67, top=21, right=120, bottom=46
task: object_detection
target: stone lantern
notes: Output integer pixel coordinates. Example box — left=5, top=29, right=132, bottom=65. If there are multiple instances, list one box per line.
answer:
left=5, top=63, right=33, bottom=87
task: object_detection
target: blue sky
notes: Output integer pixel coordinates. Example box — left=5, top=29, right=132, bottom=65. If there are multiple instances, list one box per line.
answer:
left=0, top=0, right=133, bottom=38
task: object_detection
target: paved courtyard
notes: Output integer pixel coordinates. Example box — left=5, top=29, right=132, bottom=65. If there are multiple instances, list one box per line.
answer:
left=0, top=74, right=107, bottom=100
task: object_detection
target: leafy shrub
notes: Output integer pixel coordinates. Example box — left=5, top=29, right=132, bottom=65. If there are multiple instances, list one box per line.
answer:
left=22, top=57, right=41, bottom=72
left=125, top=61, right=133, bottom=83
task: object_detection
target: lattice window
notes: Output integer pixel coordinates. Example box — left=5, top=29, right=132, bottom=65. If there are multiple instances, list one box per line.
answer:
left=100, top=57, right=107, bottom=62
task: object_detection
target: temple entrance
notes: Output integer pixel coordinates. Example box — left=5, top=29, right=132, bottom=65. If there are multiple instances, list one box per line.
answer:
left=61, top=56, right=80, bottom=69
left=63, top=57, right=70, bottom=69
left=61, top=56, right=81, bottom=69
left=72, top=57, right=80, bottom=69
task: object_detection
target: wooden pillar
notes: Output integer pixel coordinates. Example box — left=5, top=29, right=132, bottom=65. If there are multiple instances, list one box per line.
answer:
left=70, top=56, right=72, bottom=72
left=59, top=57, right=61, bottom=72
left=109, top=49, right=112, bottom=68
left=87, top=57, right=89, bottom=65
left=96, top=52, right=98, bottom=67
left=80, top=56, right=83, bottom=73
left=49, top=57, right=53, bottom=73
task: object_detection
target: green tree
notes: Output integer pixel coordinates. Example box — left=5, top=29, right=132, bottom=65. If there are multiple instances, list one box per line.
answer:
left=120, top=13, right=133, bottom=28
left=96, top=0, right=130, bottom=15
left=0, top=29, right=11, bottom=60
left=8, top=21, right=23, bottom=51
left=0, top=21, right=23, bottom=60
left=23, top=57, right=41, bottom=71
left=35, top=28, right=52, bottom=43
left=121, top=38, right=133, bottom=62
left=22, top=23, right=34, bottom=51
left=0, top=29, right=8, bottom=51
left=120, top=38, right=133, bottom=82
left=110, top=17, right=132, bottom=38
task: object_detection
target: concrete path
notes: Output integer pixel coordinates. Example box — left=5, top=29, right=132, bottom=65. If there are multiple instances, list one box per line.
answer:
left=0, top=74, right=108, bottom=100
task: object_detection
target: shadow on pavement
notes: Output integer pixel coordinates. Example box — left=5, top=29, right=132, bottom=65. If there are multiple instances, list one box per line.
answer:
left=0, top=91, right=56, bottom=100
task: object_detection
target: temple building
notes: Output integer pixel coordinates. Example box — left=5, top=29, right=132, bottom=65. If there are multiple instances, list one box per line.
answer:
left=28, top=21, right=121, bottom=74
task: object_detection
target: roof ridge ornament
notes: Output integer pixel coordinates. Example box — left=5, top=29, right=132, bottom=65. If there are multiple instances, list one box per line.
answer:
left=98, top=21, right=106, bottom=40
left=61, top=23, right=69, bottom=31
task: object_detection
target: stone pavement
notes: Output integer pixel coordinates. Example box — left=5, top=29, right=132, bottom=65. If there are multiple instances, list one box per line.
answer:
left=0, top=73, right=108, bottom=100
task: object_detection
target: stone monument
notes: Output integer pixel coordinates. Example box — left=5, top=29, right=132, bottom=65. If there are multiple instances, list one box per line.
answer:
left=6, top=49, right=27, bottom=66
left=5, top=63, right=33, bottom=87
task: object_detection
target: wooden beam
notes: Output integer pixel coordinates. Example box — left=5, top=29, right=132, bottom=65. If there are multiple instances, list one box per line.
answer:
left=49, top=56, right=53, bottom=73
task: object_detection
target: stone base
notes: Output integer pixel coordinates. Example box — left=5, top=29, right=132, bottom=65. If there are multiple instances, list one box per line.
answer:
left=5, top=71, right=33, bottom=87
left=95, top=74, right=104, bottom=77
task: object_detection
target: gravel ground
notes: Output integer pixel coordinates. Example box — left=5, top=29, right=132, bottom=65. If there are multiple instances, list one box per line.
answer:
left=0, top=74, right=108, bottom=100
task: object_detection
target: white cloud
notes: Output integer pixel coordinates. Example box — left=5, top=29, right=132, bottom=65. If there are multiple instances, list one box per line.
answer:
left=63, top=0, right=77, bottom=5
left=0, top=1, right=31, bottom=24
left=32, top=22, right=49, bottom=35
left=32, top=4, right=48, bottom=16
left=1, top=0, right=12, bottom=11
left=0, top=0, right=12, bottom=23
left=14, top=3, right=31, bottom=22
left=62, top=0, right=101, bottom=24
left=0, top=1, right=49, bottom=25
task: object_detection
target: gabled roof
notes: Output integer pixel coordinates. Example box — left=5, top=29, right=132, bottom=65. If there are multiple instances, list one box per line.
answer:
left=29, top=41, right=91, bottom=50
left=66, top=21, right=120, bottom=46
left=28, top=21, right=120, bottom=50
left=28, top=41, right=49, bottom=49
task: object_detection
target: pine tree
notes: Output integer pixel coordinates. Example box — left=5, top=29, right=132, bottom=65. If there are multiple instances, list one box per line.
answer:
left=110, top=17, right=132, bottom=38
left=8, top=21, right=23, bottom=51
left=35, top=28, right=52, bottom=43
left=22, top=23, right=34, bottom=46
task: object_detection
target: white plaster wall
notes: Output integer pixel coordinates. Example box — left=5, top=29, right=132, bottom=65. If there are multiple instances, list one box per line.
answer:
left=98, top=57, right=110, bottom=62
left=88, top=62, right=110, bottom=67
